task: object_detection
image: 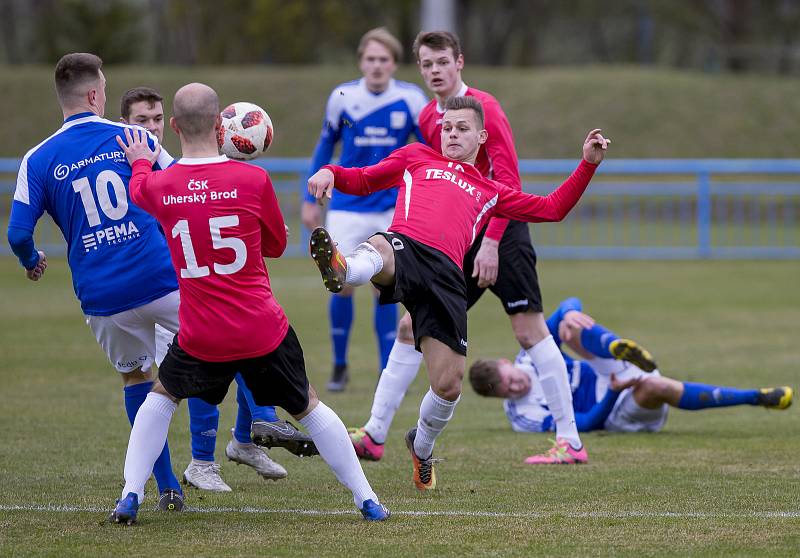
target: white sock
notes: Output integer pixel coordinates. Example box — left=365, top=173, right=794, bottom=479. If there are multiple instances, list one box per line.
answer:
left=414, top=389, right=460, bottom=460
left=364, top=341, right=423, bottom=443
left=121, top=393, right=177, bottom=502
left=526, top=336, right=582, bottom=449
left=299, top=401, right=378, bottom=508
left=345, top=242, right=383, bottom=285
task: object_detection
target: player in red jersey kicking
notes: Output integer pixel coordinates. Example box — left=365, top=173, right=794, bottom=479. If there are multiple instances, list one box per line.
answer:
left=308, top=95, right=609, bottom=490
left=109, top=82, right=388, bottom=524
left=348, top=31, right=592, bottom=466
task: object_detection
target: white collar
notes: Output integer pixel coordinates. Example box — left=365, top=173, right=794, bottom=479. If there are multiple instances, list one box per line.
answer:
left=177, top=155, right=229, bottom=165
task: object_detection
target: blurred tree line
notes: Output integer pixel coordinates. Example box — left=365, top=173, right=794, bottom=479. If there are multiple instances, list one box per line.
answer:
left=2, top=0, right=799, bottom=73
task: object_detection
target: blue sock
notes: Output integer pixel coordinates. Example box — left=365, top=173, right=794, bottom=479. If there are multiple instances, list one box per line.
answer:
left=233, top=374, right=278, bottom=444
left=678, top=382, right=760, bottom=410
left=580, top=324, right=619, bottom=359
left=187, top=397, right=220, bottom=461
left=330, top=294, right=353, bottom=367
left=374, top=299, right=397, bottom=371
left=124, top=382, right=180, bottom=492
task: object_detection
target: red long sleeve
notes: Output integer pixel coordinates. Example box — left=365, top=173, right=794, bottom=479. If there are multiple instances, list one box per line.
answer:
left=324, top=146, right=409, bottom=196
left=494, top=160, right=597, bottom=222
left=128, top=158, right=155, bottom=213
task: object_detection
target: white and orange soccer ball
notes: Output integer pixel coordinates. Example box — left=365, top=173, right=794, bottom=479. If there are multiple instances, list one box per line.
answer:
left=217, top=101, right=274, bottom=160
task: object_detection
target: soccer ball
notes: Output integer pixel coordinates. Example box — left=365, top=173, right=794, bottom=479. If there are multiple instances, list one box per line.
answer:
left=218, top=102, right=274, bottom=160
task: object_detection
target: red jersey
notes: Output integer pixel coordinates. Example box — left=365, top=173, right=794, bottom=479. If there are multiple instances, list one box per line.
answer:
left=418, top=85, right=520, bottom=241
left=325, top=143, right=596, bottom=268
left=130, top=155, right=288, bottom=362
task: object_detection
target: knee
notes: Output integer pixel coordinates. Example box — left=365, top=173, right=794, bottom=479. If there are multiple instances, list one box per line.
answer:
left=633, top=377, right=667, bottom=407
left=151, top=380, right=180, bottom=403
left=430, top=369, right=463, bottom=401
left=293, top=386, right=319, bottom=420
left=397, top=313, right=414, bottom=344
left=121, top=367, right=152, bottom=386
left=511, top=312, right=548, bottom=349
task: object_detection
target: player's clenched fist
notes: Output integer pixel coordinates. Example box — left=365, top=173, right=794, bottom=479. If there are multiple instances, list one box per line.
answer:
left=582, top=129, right=611, bottom=165
left=307, top=168, right=335, bottom=204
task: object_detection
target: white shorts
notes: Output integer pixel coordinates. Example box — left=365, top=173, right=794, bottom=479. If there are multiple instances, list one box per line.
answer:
left=86, top=290, right=180, bottom=373
left=604, top=370, right=669, bottom=433
left=326, top=209, right=394, bottom=255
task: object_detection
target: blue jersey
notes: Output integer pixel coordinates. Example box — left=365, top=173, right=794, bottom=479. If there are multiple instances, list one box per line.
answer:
left=7, top=112, right=178, bottom=316
left=305, top=78, right=428, bottom=212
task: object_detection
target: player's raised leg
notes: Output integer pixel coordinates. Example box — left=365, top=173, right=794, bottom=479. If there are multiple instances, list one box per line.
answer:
left=310, top=229, right=395, bottom=293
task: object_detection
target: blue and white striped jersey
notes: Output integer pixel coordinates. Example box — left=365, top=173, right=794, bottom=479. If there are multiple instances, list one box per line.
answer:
left=305, top=78, right=428, bottom=212
left=7, top=112, right=178, bottom=316
left=503, top=350, right=600, bottom=433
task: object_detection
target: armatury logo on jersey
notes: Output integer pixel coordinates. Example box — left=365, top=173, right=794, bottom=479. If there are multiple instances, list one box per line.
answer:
left=53, top=150, right=126, bottom=180
left=81, top=220, right=140, bottom=252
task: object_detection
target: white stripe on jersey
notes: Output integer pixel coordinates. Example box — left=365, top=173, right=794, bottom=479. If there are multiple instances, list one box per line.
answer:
left=471, top=193, right=498, bottom=242
left=14, top=126, right=72, bottom=204
left=15, top=115, right=174, bottom=205
left=403, top=169, right=412, bottom=220
left=100, top=117, right=174, bottom=168
left=326, top=78, right=427, bottom=131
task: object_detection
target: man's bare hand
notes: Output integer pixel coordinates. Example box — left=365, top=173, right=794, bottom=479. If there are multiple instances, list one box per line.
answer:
left=301, top=201, right=323, bottom=231
left=560, top=310, right=596, bottom=342
left=582, top=129, right=611, bottom=164
left=610, top=372, right=640, bottom=392
left=307, top=168, right=335, bottom=205
left=116, top=127, right=161, bottom=166
left=26, top=250, right=47, bottom=281
left=472, top=237, right=499, bottom=288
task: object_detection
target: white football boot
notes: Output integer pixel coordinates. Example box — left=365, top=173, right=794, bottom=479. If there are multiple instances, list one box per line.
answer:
left=225, top=432, right=288, bottom=480
left=182, top=459, right=232, bottom=492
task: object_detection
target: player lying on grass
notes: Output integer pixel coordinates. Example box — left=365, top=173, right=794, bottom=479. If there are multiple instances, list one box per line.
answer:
left=308, top=94, right=608, bottom=490
left=121, top=86, right=299, bottom=491
left=468, top=296, right=793, bottom=462
left=109, top=82, right=388, bottom=525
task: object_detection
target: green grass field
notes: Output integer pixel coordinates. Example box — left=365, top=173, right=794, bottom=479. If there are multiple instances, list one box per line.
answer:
left=2, top=65, right=800, bottom=158
left=1, top=256, right=798, bottom=556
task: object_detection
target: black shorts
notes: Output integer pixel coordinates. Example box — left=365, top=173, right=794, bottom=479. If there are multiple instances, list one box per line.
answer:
left=464, top=220, right=543, bottom=315
left=158, top=326, right=310, bottom=416
left=372, top=232, right=468, bottom=356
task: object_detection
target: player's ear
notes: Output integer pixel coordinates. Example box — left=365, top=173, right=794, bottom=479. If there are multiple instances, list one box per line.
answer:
left=169, top=116, right=180, bottom=137
left=455, top=53, right=465, bottom=71
left=214, top=114, right=222, bottom=131
left=478, top=128, right=488, bottom=145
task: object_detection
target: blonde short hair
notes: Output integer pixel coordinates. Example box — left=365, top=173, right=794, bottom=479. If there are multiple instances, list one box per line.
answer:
left=357, top=27, right=403, bottom=63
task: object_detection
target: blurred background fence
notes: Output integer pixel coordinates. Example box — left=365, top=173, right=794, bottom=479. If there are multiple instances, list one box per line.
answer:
left=3, top=157, right=797, bottom=259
